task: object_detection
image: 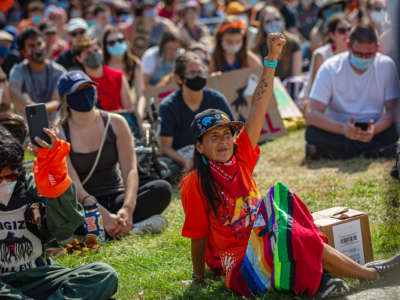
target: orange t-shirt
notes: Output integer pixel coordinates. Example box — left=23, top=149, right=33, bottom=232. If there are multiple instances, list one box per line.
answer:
left=181, top=129, right=261, bottom=283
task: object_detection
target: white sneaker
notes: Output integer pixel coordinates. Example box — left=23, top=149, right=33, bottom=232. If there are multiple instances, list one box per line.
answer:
left=131, top=215, right=168, bottom=234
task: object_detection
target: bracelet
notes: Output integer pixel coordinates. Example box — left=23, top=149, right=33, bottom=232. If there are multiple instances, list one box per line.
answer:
left=263, top=58, right=278, bottom=68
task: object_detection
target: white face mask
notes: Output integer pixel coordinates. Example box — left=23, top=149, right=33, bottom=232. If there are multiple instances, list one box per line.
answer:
left=370, top=10, right=386, bottom=24
left=0, top=181, right=17, bottom=206
left=222, top=42, right=243, bottom=54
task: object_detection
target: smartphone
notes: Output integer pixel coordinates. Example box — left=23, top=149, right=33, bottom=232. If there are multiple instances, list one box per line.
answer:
left=354, top=122, right=369, bottom=131
left=25, top=103, right=51, bottom=147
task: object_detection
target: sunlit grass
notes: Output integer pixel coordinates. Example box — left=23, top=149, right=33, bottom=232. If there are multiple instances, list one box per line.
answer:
left=55, top=129, right=400, bottom=299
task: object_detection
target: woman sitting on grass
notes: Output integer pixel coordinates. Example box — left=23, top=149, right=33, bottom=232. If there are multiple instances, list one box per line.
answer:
left=57, top=71, right=171, bottom=239
left=180, top=33, right=400, bottom=299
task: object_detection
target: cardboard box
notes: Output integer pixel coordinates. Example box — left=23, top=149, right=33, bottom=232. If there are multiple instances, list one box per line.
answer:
left=312, top=207, right=373, bottom=264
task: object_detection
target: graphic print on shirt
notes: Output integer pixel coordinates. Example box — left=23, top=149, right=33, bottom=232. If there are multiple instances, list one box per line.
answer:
left=0, top=205, right=42, bottom=274
left=223, top=189, right=260, bottom=239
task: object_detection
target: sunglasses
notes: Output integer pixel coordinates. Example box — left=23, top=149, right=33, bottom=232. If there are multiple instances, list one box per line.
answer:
left=29, top=7, right=44, bottom=13
left=264, top=17, right=281, bottom=25
left=71, top=30, right=86, bottom=37
left=107, top=38, right=125, bottom=46
left=0, top=173, right=19, bottom=183
left=372, top=6, right=385, bottom=12
left=336, top=26, right=351, bottom=34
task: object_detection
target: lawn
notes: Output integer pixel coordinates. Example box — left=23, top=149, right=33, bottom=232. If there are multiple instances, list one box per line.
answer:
left=55, top=128, right=400, bottom=299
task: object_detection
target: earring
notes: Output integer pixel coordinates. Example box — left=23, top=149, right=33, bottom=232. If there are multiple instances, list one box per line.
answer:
left=201, top=155, right=208, bottom=166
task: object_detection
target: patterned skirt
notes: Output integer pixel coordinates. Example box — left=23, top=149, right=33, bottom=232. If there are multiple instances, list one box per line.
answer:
left=239, top=182, right=327, bottom=297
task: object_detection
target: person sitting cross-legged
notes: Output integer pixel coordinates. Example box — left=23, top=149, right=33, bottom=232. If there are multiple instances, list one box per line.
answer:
left=57, top=71, right=172, bottom=238
left=305, top=23, right=400, bottom=159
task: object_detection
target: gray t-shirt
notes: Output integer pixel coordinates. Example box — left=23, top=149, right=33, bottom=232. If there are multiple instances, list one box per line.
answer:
left=9, top=60, right=66, bottom=104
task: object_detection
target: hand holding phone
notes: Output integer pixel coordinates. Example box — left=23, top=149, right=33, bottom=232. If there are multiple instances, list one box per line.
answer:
left=354, top=122, right=369, bottom=131
left=25, top=103, right=51, bottom=147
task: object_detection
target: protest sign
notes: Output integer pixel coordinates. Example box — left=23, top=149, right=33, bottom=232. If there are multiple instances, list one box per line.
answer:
left=143, top=67, right=287, bottom=142
left=273, top=77, right=303, bottom=119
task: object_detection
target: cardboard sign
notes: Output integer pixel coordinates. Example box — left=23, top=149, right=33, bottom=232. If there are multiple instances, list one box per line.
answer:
left=273, top=77, right=303, bottom=119
left=130, top=17, right=154, bottom=58
left=143, top=67, right=287, bottom=143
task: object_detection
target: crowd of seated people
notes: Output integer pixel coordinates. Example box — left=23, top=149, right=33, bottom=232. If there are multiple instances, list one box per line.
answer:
left=0, top=0, right=399, bottom=299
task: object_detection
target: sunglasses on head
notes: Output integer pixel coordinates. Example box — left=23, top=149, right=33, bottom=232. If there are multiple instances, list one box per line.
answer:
left=71, top=30, right=86, bottom=37
left=107, top=38, right=125, bottom=46
left=264, top=17, right=281, bottom=25
left=336, top=26, right=351, bottom=34
left=0, top=173, right=19, bottom=183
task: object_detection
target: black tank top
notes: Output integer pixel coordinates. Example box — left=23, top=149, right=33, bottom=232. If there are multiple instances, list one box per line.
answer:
left=62, top=111, right=124, bottom=197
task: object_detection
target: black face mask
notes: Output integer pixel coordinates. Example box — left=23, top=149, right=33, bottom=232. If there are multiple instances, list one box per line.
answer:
left=67, top=86, right=96, bottom=112
left=184, top=76, right=206, bottom=91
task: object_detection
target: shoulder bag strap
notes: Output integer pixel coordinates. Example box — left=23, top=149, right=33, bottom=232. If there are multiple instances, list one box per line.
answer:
left=81, top=113, right=111, bottom=186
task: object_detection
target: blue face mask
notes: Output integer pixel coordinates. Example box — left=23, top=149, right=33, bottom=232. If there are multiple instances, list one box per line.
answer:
left=108, top=42, right=128, bottom=57
left=31, top=15, right=42, bottom=25
left=264, top=22, right=284, bottom=34
left=96, top=23, right=104, bottom=32
left=0, top=45, right=10, bottom=58
left=349, top=53, right=375, bottom=70
left=67, top=86, right=96, bottom=112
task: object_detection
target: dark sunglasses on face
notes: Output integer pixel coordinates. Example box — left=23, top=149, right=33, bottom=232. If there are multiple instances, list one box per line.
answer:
left=336, top=26, right=351, bottom=34
left=351, top=48, right=376, bottom=58
left=264, top=17, right=281, bottom=25
left=107, top=38, right=125, bottom=46
left=372, top=6, right=385, bottom=12
left=29, top=7, right=44, bottom=13
left=71, top=30, right=86, bottom=37
left=0, top=173, right=19, bottom=183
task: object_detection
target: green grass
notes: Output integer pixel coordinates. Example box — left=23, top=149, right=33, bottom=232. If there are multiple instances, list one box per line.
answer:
left=55, top=129, right=400, bottom=299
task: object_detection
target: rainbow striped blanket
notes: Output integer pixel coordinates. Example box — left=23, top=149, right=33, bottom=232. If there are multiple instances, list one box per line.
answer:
left=241, top=182, right=326, bottom=296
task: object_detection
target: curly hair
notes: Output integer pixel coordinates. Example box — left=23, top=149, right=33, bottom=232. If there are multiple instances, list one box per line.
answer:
left=0, top=126, right=24, bottom=173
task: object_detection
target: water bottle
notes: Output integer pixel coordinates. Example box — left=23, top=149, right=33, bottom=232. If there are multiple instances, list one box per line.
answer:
left=83, top=203, right=105, bottom=244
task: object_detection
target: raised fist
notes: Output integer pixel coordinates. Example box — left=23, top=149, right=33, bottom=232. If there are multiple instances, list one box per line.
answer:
left=267, top=33, right=286, bottom=61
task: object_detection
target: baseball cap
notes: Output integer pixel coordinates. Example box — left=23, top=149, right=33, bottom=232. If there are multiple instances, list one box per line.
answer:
left=191, top=109, right=243, bottom=140
left=226, top=1, right=249, bottom=15
left=67, top=18, right=89, bottom=32
left=58, top=71, right=97, bottom=98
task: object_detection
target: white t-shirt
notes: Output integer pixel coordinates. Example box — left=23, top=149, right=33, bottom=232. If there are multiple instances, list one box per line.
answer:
left=310, top=52, right=400, bottom=123
left=141, top=46, right=159, bottom=75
